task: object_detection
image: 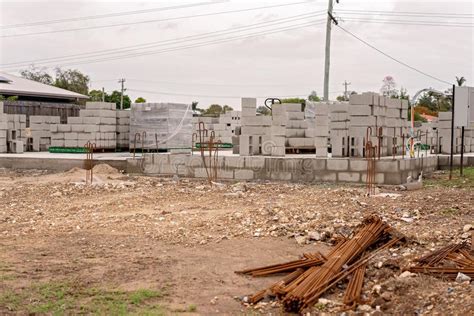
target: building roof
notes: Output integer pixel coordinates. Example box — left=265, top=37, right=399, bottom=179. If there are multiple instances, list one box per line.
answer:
left=0, top=72, right=89, bottom=100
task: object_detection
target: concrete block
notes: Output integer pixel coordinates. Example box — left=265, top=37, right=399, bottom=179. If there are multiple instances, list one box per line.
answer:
left=314, top=171, right=337, bottom=182
left=241, top=97, right=257, bottom=108
left=386, top=98, right=402, bottom=108
left=225, top=156, right=245, bottom=168
left=65, top=139, right=78, bottom=147
left=241, top=126, right=267, bottom=135
left=99, top=125, right=116, bottom=132
left=71, top=125, right=85, bottom=132
left=270, top=146, right=285, bottom=156
left=338, top=172, right=360, bottom=182
left=83, top=117, right=101, bottom=124
left=348, top=104, right=373, bottom=116
left=327, top=159, right=349, bottom=171
left=64, top=132, right=78, bottom=140
left=284, top=103, right=302, bottom=112
left=287, top=112, right=305, bottom=120
left=49, top=124, right=58, bottom=133
left=234, top=169, right=254, bottom=180
left=68, top=117, right=83, bottom=124
left=242, top=116, right=271, bottom=126
left=271, top=171, right=292, bottom=181
left=100, top=117, right=116, bottom=125
left=286, top=129, right=305, bottom=137
left=349, top=159, right=367, bottom=171
left=315, top=116, right=329, bottom=126
left=239, top=135, right=250, bottom=155
left=350, top=116, right=376, bottom=126
left=58, top=124, right=71, bottom=132
left=86, top=102, right=116, bottom=110
left=350, top=93, right=375, bottom=105
left=270, top=125, right=286, bottom=136
left=244, top=156, right=265, bottom=170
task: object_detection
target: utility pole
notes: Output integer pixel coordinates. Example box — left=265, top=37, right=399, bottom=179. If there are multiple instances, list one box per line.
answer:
left=323, top=0, right=339, bottom=101
left=118, top=78, right=126, bottom=110
left=101, top=87, right=105, bottom=102
left=343, top=80, right=351, bottom=100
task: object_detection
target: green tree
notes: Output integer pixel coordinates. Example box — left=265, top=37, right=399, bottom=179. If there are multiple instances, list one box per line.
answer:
left=222, top=105, right=233, bottom=113
left=456, top=76, right=466, bottom=86
left=256, top=105, right=271, bottom=115
left=203, top=104, right=223, bottom=115
left=88, top=89, right=106, bottom=101
left=281, top=97, right=305, bottom=104
left=20, top=65, right=53, bottom=85
left=134, top=97, right=146, bottom=103
left=108, top=90, right=131, bottom=109
left=54, top=68, right=90, bottom=95
left=336, top=95, right=347, bottom=102
left=308, top=91, right=321, bottom=102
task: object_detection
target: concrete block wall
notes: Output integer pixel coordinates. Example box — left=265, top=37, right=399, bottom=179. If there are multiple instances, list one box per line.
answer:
left=138, top=153, right=438, bottom=185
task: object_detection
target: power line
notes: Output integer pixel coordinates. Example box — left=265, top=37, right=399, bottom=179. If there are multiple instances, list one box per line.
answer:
left=337, top=9, right=474, bottom=18
left=0, top=1, right=223, bottom=29
left=340, top=17, right=474, bottom=28
left=5, top=19, right=326, bottom=71
left=0, top=1, right=314, bottom=38
left=1, top=12, right=324, bottom=68
left=335, top=24, right=452, bottom=85
left=128, top=88, right=344, bottom=99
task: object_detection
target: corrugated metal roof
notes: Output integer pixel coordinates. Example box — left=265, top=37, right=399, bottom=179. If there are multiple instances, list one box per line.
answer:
left=0, top=72, right=89, bottom=100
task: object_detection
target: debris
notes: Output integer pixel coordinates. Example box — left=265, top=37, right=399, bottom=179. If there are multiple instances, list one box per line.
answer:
left=455, top=272, right=471, bottom=283
left=398, top=271, right=416, bottom=279
left=463, top=224, right=472, bottom=233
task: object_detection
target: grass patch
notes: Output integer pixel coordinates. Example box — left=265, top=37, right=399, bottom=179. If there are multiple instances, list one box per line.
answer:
left=0, top=281, right=165, bottom=315
left=440, top=208, right=459, bottom=216
left=188, top=304, right=197, bottom=312
left=424, top=167, right=474, bottom=188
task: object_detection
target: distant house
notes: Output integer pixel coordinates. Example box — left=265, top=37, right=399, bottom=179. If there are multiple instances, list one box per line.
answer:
left=420, top=114, right=437, bottom=122
left=0, top=72, right=88, bottom=102
left=0, top=72, right=89, bottom=123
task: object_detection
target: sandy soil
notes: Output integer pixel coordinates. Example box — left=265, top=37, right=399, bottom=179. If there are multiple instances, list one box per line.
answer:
left=0, top=165, right=473, bottom=315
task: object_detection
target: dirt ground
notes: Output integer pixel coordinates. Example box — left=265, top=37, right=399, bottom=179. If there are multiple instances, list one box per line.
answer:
left=0, top=165, right=473, bottom=315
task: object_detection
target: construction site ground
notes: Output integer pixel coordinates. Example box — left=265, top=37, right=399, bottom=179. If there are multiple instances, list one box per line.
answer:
left=0, top=165, right=473, bottom=315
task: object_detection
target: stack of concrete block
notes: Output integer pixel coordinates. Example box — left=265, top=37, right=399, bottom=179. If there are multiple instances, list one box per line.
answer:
left=264, top=103, right=286, bottom=156
left=329, top=102, right=349, bottom=157
left=213, top=110, right=241, bottom=144
left=240, top=98, right=270, bottom=155
left=116, top=110, right=130, bottom=149
left=29, top=116, right=60, bottom=151
left=130, top=102, right=192, bottom=152
left=436, top=112, right=462, bottom=154
left=0, top=102, right=7, bottom=153
left=313, top=102, right=329, bottom=157
left=384, top=98, right=409, bottom=156
left=284, top=103, right=314, bottom=150
left=6, top=113, right=26, bottom=153
left=50, top=102, right=117, bottom=149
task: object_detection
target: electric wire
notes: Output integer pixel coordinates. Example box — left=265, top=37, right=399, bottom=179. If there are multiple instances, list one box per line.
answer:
left=335, top=24, right=452, bottom=85
left=0, top=12, right=324, bottom=67
left=0, top=1, right=315, bottom=38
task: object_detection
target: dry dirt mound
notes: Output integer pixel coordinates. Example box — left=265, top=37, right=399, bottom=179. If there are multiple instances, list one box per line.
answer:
left=92, top=163, right=120, bottom=175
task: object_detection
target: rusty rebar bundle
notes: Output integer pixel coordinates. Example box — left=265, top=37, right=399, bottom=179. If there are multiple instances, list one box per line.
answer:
left=84, top=141, right=96, bottom=185
left=237, top=216, right=403, bottom=313
left=408, top=242, right=474, bottom=278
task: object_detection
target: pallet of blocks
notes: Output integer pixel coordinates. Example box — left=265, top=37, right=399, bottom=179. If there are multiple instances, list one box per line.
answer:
left=50, top=102, right=117, bottom=149
left=239, top=97, right=271, bottom=156
left=329, top=102, right=349, bottom=157
left=0, top=102, right=7, bottom=153
left=306, top=101, right=329, bottom=157
left=6, top=113, right=26, bottom=153
left=29, top=115, right=61, bottom=151
left=284, top=103, right=313, bottom=153
left=116, top=110, right=130, bottom=150
left=130, top=102, right=192, bottom=152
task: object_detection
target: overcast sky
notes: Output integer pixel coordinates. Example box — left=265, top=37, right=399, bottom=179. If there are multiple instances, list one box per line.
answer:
left=0, top=0, right=472, bottom=109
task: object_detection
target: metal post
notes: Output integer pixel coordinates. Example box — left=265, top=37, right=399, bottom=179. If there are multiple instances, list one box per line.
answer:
left=118, top=78, right=126, bottom=110
left=323, top=0, right=334, bottom=101
left=460, top=126, right=465, bottom=176
left=449, top=84, right=455, bottom=180
left=101, top=87, right=105, bottom=102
